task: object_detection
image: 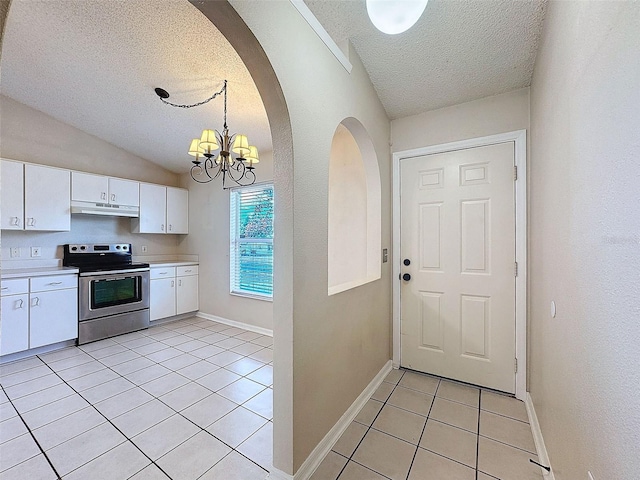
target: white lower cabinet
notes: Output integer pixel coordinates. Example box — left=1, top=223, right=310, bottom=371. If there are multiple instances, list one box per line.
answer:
left=0, top=274, right=78, bottom=356
left=150, top=265, right=198, bottom=321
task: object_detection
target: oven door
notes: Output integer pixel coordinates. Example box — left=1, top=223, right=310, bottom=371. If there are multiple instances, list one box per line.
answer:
left=79, top=270, right=150, bottom=321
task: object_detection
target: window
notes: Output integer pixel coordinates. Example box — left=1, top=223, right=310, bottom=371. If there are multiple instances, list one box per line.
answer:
left=230, top=184, right=274, bottom=298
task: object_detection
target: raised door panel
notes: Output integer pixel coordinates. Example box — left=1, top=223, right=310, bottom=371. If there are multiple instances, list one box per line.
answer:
left=166, top=187, right=189, bottom=234
left=71, top=172, right=109, bottom=203
left=24, top=164, right=71, bottom=231
left=137, top=184, right=166, bottom=233
left=176, top=274, right=198, bottom=315
left=150, top=278, right=176, bottom=320
left=0, top=294, right=29, bottom=355
left=1, top=160, right=25, bottom=230
left=109, top=178, right=139, bottom=206
left=29, top=289, right=78, bottom=348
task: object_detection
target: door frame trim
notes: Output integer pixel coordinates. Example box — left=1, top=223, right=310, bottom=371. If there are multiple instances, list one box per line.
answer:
left=392, top=130, right=527, bottom=400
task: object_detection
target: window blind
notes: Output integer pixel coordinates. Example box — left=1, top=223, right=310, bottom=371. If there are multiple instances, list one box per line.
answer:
left=230, top=184, right=274, bottom=298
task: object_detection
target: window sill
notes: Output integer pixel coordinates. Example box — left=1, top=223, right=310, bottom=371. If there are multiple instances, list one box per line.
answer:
left=230, top=291, right=273, bottom=303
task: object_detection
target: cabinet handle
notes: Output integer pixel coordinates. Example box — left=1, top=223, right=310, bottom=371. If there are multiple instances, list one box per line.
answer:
left=171, top=280, right=174, bottom=287
left=31, top=297, right=40, bottom=307
left=158, top=272, right=168, bottom=275
left=101, top=192, right=107, bottom=200
left=178, top=279, right=182, bottom=287
left=161, top=224, right=165, bottom=231
left=111, top=193, right=116, bottom=202
left=169, top=224, right=172, bottom=231
left=184, top=269, right=192, bottom=273
left=47, top=282, right=63, bottom=285
left=16, top=299, right=24, bottom=309
left=1, top=287, right=8, bottom=290
left=12, top=217, right=20, bottom=226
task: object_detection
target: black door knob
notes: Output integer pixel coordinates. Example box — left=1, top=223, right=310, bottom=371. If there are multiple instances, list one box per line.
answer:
left=403, top=259, right=411, bottom=266
left=402, top=273, right=411, bottom=281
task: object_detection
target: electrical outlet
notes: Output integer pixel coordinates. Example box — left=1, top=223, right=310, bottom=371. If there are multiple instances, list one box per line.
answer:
left=10, top=247, right=20, bottom=258
left=588, top=472, right=595, bottom=480
left=30, top=247, right=41, bottom=257
left=141, top=245, right=148, bottom=253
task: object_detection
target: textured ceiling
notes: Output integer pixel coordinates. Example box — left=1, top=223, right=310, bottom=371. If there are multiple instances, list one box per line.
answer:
left=305, top=0, right=547, bottom=119
left=1, top=0, right=271, bottom=174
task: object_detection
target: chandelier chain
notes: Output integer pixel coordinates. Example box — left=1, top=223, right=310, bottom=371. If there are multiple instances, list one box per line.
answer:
left=159, top=81, right=226, bottom=110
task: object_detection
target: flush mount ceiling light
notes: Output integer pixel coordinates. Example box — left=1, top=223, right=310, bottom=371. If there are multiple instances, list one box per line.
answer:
left=155, top=80, right=259, bottom=189
left=366, top=0, right=428, bottom=35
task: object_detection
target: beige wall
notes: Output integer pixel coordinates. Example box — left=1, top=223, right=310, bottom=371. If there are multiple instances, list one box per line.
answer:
left=328, top=124, right=368, bottom=290
left=391, top=87, right=530, bottom=153
left=529, top=2, right=640, bottom=479
left=0, top=96, right=181, bottom=264
left=177, top=151, right=274, bottom=330
left=228, top=1, right=392, bottom=473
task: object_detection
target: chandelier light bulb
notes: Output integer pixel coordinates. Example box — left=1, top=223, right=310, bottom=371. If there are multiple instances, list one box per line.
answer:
left=366, top=0, right=428, bottom=35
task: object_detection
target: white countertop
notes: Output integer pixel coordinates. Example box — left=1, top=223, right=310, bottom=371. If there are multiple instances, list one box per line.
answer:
left=148, top=261, right=199, bottom=268
left=1, top=266, right=79, bottom=279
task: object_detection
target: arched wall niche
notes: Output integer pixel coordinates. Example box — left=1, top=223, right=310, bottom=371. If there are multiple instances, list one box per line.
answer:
left=328, top=117, right=382, bottom=295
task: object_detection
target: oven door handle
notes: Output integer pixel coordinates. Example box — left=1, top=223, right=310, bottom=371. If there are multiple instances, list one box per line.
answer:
left=80, top=267, right=150, bottom=277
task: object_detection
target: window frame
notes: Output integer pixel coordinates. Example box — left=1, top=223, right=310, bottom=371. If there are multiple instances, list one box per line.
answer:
left=229, top=182, right=274, bottom=301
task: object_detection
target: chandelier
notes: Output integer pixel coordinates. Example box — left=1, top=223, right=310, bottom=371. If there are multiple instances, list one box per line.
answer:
left=155, top=80, right=259, bottom=188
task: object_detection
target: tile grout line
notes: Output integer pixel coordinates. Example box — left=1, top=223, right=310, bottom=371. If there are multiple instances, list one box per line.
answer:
left=0, top=384, right=62, bottom=479
left=36, top=353, right=176, bottom=480
left=475, top=388, right=481, bottom=480
left=403, top=377, right=440, bottom=480
left=334, top=372, right=407, bottom=480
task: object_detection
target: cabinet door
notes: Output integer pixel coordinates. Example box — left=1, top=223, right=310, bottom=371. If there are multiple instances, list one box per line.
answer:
left=1, top=160, right=25, bottom=230
left=24, top=164, right=71, bottom=231
left=176, top=274, right=198, bottom=314
left=109, top=178, right=139, bottom=206
left=0, top=294, right=29, bottom=355
left=71, top=171, right=109, bottom=203
left=29, top=289, right=78, bottom=348
left=166, top=187, right=189, bottom=234
left=137, top=184, right=166, bottom=233
left=150, top=278, right=176, bottom=320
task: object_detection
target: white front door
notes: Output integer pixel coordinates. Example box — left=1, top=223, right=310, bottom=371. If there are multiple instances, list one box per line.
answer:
left=400, top=142, right=516, bottom=393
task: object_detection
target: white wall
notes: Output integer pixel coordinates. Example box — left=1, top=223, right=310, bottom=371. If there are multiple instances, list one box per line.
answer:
left=391, top=87, right=530, bottom=153
left=177, top=151, right=274, bottom=330
left=529, top=2, right=640, bottom=479
left=0, top=95, right=180, bottom=265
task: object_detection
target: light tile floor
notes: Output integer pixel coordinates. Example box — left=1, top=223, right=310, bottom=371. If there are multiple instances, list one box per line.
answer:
left=311, top=369, right=544, bottom=480
left=0, top=317, right=272, bottom=480
left=2, top=317, right=544, bottom=480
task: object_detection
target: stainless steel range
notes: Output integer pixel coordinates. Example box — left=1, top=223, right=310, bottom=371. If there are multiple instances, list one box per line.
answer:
left=63, top=244, right=150, bottom=345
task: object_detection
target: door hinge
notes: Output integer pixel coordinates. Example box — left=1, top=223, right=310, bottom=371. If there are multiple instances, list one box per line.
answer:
left=514, top=166, right=518, bottom=181
left=514, top=261, right=518, bottom=277
left=515, top=358, right=518, bottom=373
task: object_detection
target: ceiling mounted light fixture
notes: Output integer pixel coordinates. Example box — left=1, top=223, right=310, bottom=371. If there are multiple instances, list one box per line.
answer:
left=366, top=0, right=428, bottom=35
left=155, top=80, right=258, bottom=189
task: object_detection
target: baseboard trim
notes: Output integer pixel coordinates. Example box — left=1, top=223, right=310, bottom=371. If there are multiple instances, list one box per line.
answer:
left=525, top=392, right=555, bottom=480
left=293, top=360, right=393, bottom=480
left=267, top=467, right=293, bottom=480
left=196, top=312, right=273, bottom=337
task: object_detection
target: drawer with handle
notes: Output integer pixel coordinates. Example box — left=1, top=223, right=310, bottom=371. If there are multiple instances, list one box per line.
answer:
left=150, top=267, right=176, bottom=280
left=30, top=274, right=78, bottom=293
left=177, top=265, right=198, bottom=277
left=0, top=278, right=29, bottom=296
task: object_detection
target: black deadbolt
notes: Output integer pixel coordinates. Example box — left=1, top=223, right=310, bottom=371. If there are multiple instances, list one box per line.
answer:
left=402, top=273, right=411, bottom=281
left=403, top=259, right=411, bottom=266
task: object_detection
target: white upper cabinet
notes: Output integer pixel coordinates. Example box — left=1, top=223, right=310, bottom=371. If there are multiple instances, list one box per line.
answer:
left=24, top=164, right=71, bottom=231
left=72, top=172, right=139, bottom=206
left=72, top=171, right=109, bottom=203
left=1, top=159, right=25, bottom=230
left=136, top=183, right=167, bottom=233
left=134, top=184, right=188, bottom=235
left=109, top=178, right=139, bottom=206
left=166, top=187, right=189, bottom=234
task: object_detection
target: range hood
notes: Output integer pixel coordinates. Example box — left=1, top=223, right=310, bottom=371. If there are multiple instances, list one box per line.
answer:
left=71, top=201, right=139, bottom=218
